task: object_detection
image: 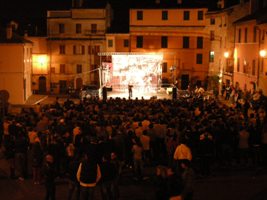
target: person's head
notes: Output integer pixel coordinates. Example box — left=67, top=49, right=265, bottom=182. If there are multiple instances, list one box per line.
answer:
left=180, top=159, right=191, bottom=169
left=45, top=154, right=54, bottom=163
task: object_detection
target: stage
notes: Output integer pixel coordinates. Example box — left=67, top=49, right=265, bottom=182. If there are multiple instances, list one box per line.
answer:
left=106, top=88, right=172, bottom=100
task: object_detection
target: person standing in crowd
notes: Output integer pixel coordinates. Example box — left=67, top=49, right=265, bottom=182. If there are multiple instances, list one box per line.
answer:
left=43, top=154, right=57, bottom=200
left=132, top=137, right=144, bottom=181
left=180, top=159, right=195, bottom=200
left=99, top=153, right=118, bottom=200
left=14, top=126, right=29, bottom=181
left=155, top=165, right=183, bottom=200
left=2, top=124, right=16, bottom=179
left=128, top=84, right=133, bottom=99
left=173, top=138, right=192, bottom=175
left=198, top=128, right=214, bottom=177
left=76, top=153, right=101, bottom=200
left=67, top=154, right=81, bottom=200
left=32, top=137, right=43, bottom=185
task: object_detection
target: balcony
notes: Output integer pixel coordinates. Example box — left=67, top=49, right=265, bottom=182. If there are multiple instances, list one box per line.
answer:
left=84, top=30, right=105, bottom=36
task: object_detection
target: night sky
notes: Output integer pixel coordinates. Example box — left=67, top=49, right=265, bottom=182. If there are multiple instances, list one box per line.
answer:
left=0, top=0, right=241, bottom=35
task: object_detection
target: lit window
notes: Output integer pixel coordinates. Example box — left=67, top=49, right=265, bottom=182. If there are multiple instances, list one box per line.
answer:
left=209, top=51, right=214, bottom=62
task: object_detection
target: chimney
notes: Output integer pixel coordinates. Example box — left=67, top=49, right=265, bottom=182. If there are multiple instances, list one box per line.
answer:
left=177, top=0, right=182, bottom=4
left=6, top=24, right=12, bottom=40
left=217, top=0, right=225, bottom=9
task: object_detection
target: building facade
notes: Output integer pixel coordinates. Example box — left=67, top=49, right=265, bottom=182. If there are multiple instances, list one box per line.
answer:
left=45, top=1, right=112, bottom=94
left=233, top=5, right=267, bottom=94
left=0, top=25, right=32, bottom=104
left=129, top=4, right=210, bottom=89
left=206, top=1, right=250, bottom=90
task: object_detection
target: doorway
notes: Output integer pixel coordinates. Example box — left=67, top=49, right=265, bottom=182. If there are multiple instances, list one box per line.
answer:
left=39, top=76, right=47, bottom=94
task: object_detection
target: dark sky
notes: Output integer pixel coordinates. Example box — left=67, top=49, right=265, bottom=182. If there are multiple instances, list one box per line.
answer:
left=0, top=0, right=72, bottom=21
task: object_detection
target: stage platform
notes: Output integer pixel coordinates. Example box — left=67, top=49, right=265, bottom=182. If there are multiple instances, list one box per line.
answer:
left=106, top=88, right=172, bottom=100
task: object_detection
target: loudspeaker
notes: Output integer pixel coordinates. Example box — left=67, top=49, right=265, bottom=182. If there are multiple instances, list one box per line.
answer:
left=172, top=87, right=177, bottom=99
left=102, top=87, right=107, bottom=101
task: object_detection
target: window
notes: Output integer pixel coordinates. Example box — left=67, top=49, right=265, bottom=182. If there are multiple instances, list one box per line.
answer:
left=210, top=18, right=215, bottom=25
left=60, top=64, right=65, bottom=73
left=196, top=54, right=203, bottom=64
left=244, top=28, right=248, bottom=43
left=238, top=28, right=241, bottom=43
left=243, top=60, right=248, bottom=73
left=77, top=64, right=82, bottom=73
left=162, top=11, right=168, bottom=20
left=210, top=31, right=215, bottom=41
left=198, top=11, right=203, bottom=20
left=237, top=58, right=240, bottom=72
left=209, top=51, right=214, bottom=63
left=108, top=39, right=113, bottom=48
left=161, top=36, right=168, bottom=48
left=197, top=37, right=203, bottom=49
left=183, top=11, right=190, bottom=20
left=91, top=24, right=97, bottom=34
left=253, top=26, right=257, bottom=42
left=183, top=36, right=189, bottom=48
left=59, top=23, right=65, bottom=34
left=124, top=39, right=129, bottom=47
left=162, top=62, right=167, bottom=73
left=73, top=45, right=85, bottom=55
left=252, top=60, right=256, bottom=75
left=59, top=45, right=65, bottom=54
left=76, top=24, right=81, bottom=34
left=136, top=36, right=143, bottom=48
left=137, top=11, right=143, bottom=20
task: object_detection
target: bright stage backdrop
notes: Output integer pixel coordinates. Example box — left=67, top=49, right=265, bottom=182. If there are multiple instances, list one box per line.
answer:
left=110, top=54, right=163, bottom=92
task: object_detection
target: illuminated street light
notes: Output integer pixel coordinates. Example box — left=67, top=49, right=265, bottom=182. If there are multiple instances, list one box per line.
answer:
left=224, top=51, right=229, bottom=58
left=260, top=49, right=266, bottom=58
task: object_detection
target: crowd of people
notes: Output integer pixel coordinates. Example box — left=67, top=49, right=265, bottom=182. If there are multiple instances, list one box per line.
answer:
left=0, top=87, right=267, bottom=200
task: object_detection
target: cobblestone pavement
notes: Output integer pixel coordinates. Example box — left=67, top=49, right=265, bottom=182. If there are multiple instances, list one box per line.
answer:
left=1, top=151, right=267, bottom=200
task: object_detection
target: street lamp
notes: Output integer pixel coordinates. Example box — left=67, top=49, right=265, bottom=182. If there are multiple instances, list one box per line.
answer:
left=260, top=49, right=266, bottom=58
left=259, top=49, right=266, bottom=88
